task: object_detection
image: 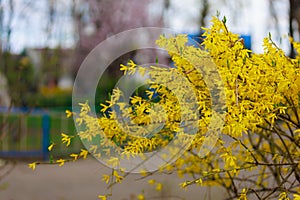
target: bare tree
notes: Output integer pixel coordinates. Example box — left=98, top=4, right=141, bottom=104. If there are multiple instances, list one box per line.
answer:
left=0, top=0, right=14, bottom=107
left=71, top=0, right=164, bottom=75
left=0, top=0, right=14, bottom=52
left=199, top=0, right=209, bottom=27
left=289, top=0, right=300, bottom=57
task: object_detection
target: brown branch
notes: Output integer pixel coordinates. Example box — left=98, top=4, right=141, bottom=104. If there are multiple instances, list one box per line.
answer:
left=147, top=195, right=185, bottom=200
left=245, top=162, right=297, bottom=166
left=262, top=163, right=298, bottom=200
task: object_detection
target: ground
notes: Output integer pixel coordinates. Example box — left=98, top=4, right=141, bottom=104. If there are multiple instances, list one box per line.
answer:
left=0, top=158, right=226, bottom=200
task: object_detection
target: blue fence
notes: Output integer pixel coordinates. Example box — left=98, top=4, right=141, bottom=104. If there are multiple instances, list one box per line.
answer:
left=0, top=107, right=82, bottom=160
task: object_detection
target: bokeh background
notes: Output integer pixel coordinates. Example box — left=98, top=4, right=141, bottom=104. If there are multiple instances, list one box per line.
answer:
left=0, top=0, right=300, bottom=199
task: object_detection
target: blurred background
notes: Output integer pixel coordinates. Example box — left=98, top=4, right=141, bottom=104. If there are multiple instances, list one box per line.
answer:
left=0, top=0, right=300, bottom=199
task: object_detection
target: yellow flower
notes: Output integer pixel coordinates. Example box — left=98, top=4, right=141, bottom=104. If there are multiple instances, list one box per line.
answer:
left=56, top=159, right=65, bottom=167
left=63, top=16, right=300, bottom=199
left=98, top=195, right=107, bottom=200
left=28, top=162, right=37, bottom=170
left=100, top=103, right=110, bottom=113
left=239, top=188, right=248, bottom=200
left=61, top=133, right=73, bottom=147
left=102, top=174, right=110, bottom=184
left=195, top=178, right=203, bottom=185
left=113, top=170, right=123, bottom=183
left=69, top=153, right=79, bottom=161
left=293, top=193, right=300, bottom=200
left=48, top=143, right=55, bottom=151
left=120, top=64, right=128, bottom=74
left=79, top=149, right=89, bottom=159
left=145, top=90, right=154, bottom=99
left=65, top=110, right=73, bottom=118
left=127, top=59, right=137, bottom=75
left=148, top=179, right=156, bottom=185
left=137, top=194, right=145, bottom=200
left=279, top=192, right=290, bottom=200
left=179, top=182, right=188, bottom=189
left=140, top=169, right=148, bottom=177
left=138, top=66, right=146, bottom=76
left=155, top=183, right=163, bottom=191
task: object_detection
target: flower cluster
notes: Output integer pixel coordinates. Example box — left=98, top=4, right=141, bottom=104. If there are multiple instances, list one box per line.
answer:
left=30, top=16, right=300, bottom=200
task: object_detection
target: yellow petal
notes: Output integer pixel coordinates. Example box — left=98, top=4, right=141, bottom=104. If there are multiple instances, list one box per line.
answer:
left=48, top=143, right=55, bottom=151
left=28, top=162, right=37, bottom=170
left=98, top=195, right=107, bottom=200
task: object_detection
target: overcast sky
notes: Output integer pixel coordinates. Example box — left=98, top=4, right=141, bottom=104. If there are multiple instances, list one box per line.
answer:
left=167, top=0, right=290, bottom=53
left=3, top=0, right=291, bottom=54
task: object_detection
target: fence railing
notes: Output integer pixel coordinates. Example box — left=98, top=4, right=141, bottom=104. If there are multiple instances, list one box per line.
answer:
left=0, top=107, right=82, bottom=160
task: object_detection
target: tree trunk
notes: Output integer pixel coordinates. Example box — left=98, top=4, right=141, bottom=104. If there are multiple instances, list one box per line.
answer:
left=289, top=0, right=295, bottom=57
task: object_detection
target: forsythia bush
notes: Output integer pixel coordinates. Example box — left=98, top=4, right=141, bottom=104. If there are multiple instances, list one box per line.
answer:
left=30, top=16, right=300, bottom=200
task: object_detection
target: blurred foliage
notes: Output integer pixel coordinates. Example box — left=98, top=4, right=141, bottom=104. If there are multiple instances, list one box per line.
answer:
left=0, top=51, right=36, bottom=106
left=25, top=75, right=120, bottom=112
left=26, top=88, right=72, bottom=111
left=39, top=47, right=66, bottom=86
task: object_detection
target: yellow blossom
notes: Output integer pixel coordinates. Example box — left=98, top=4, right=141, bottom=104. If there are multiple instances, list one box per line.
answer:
left=69, top=153, right=79, bottom=161
left=102, top=174, right=110, bottom=184
left=148, top=179, right=156, bottom=185
left=63, top=16, right=300, bottom=199
left=61, top=133, right=73, bottom=147
left=113, top=170, right=123, bottom=183
left=47, top=143, right=55, bottom=151
left=79, top=149, right=89, bottom=159
left=98, top=195, right=107, bottom=200
left=137, top=194, right=145, bottom=200
left=294, top=193, right=300, bottom=200
left=65, top=110, right=73, bottom=118
left=56, top=159, right=65, bottom=167
left=155, top=183, right=163, bottom=191
left=28, top=162, right=37, bottom=170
